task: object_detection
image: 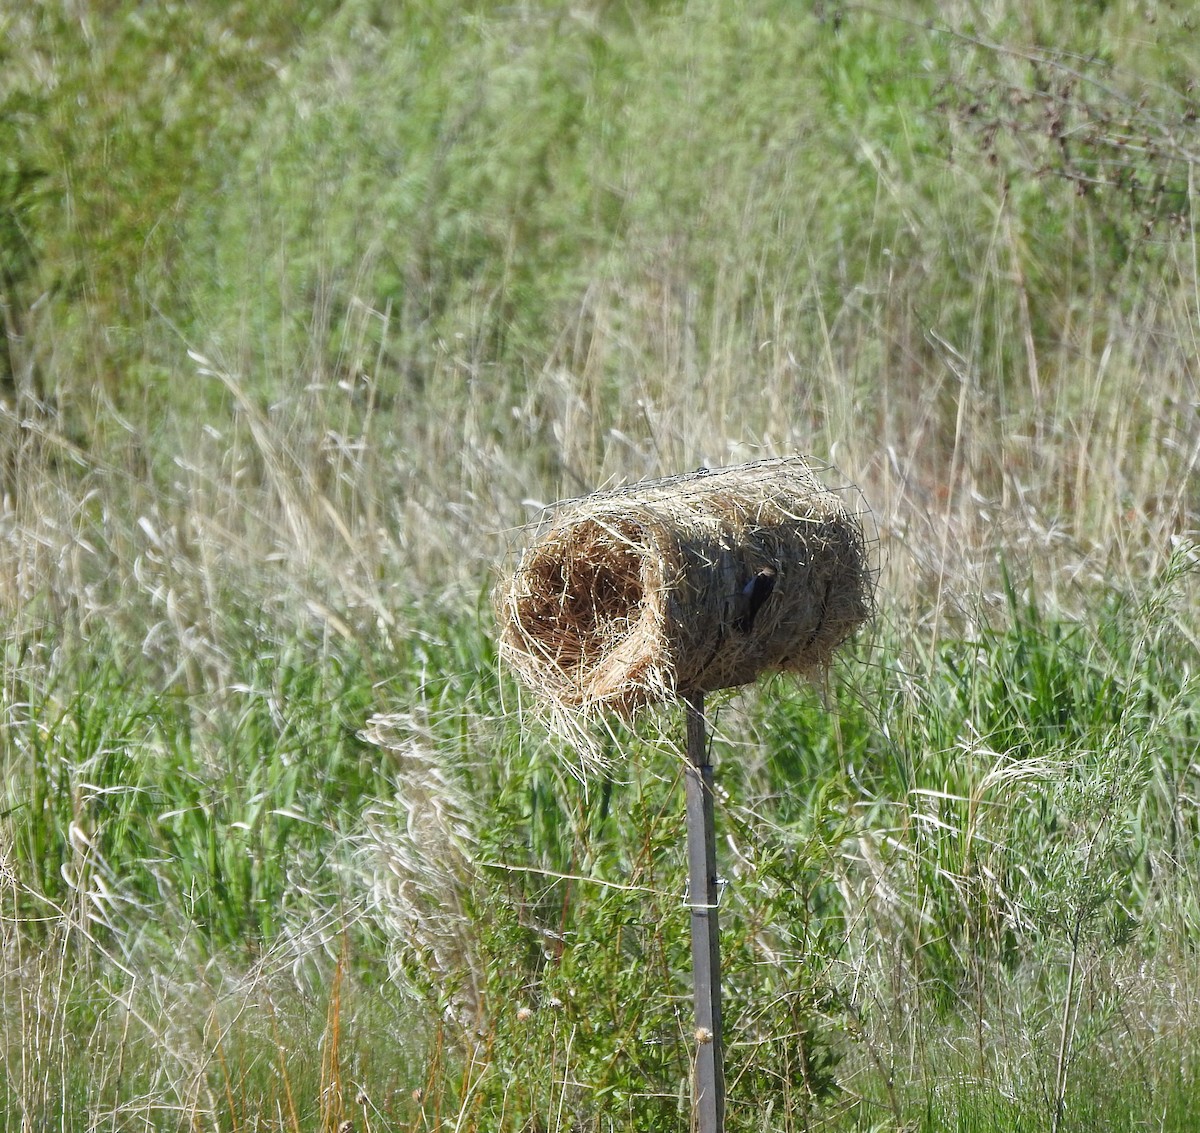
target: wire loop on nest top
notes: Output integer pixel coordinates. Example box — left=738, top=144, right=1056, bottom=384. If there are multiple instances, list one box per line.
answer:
left=496, top=457, right=875, bottom=720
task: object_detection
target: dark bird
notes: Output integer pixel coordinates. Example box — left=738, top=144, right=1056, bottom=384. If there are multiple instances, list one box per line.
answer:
left=733, top=566, right=777, bottom=634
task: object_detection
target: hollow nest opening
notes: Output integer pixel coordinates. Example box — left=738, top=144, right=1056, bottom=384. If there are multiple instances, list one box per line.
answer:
left=496, top=458, right=875, bottom=721
left=498, top=515, right=677, bottom=714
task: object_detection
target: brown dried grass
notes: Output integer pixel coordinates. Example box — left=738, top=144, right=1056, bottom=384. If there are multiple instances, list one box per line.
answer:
left=496, top=457, right=875, bottom=720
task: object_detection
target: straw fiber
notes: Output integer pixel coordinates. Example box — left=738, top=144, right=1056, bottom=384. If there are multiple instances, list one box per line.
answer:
left=497, top=458, right=874, bottom=718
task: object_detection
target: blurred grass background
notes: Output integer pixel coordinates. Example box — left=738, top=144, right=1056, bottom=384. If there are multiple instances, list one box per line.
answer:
left=1, top=1, right=1199, bottom=1129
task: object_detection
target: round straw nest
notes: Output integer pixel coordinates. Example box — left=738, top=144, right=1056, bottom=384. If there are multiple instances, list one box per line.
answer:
left=496, top=457, right=875, bottom=719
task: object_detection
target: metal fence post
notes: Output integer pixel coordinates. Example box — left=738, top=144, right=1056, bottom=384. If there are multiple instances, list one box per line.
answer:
left=684, top=690, right=724, bottom=1133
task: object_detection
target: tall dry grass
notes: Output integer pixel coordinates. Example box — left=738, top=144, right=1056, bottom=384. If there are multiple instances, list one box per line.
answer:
left=0, top=1, right=1198, bottom=1129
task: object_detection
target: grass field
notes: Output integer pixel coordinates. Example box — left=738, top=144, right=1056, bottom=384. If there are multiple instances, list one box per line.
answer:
left=2, top=1, right=1199, bottom=1129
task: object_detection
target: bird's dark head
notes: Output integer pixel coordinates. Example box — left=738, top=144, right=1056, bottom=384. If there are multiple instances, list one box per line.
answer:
left=734, top=565, right=778, bottom=633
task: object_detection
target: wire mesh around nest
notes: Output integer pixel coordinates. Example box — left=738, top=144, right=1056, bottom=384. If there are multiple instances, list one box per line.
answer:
left=496, top=457, right=876, bottom=721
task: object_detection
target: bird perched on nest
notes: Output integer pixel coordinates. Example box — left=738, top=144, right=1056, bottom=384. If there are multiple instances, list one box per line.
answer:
left=733, top=566, right=777, bottom=633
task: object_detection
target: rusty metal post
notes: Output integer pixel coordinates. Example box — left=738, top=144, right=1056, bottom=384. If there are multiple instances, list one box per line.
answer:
left=684, top=689, right=724, bottom=1132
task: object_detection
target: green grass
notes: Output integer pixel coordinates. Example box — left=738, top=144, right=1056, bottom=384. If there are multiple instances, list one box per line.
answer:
left=1, top=0, right=1199, bottom=1129
left=4, top=568, right=1197, bottom=1130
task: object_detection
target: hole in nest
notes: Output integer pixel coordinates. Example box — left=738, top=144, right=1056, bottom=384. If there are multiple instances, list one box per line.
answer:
left=515, top=519, right=657, bottom=683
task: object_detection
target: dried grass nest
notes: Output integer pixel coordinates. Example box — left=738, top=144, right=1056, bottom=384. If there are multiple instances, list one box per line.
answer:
left=496, top=457, right=875, bottom=718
